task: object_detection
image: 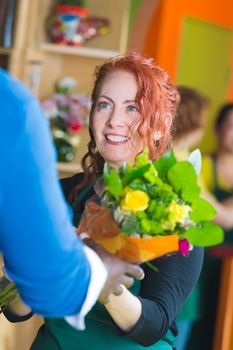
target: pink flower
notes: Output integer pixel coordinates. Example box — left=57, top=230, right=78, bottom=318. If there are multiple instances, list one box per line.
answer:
left=41, top=99, right=58, bottom=119
left=179, top=239, right=190, bottom=256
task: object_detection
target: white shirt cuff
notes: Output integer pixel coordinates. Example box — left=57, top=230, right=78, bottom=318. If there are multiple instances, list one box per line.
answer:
left=65, top=245, right=107, bottom=330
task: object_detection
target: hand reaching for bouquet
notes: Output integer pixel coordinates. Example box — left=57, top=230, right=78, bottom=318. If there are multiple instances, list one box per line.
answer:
left=81, top=236, right=144, bottom=304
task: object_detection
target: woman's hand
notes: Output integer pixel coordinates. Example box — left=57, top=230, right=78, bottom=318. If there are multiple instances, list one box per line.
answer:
left=104, top=284, right=142, bottom=332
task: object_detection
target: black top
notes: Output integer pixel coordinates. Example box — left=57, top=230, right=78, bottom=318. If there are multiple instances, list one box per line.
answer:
left=60, top=173, right=204, bottom=346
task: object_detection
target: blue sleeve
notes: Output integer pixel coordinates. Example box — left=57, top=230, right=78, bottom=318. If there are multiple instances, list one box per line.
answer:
left=0, top=69, right=91, bottom=317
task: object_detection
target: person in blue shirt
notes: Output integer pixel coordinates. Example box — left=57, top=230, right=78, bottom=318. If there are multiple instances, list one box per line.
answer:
left=0, top=68, right=144, bottom=326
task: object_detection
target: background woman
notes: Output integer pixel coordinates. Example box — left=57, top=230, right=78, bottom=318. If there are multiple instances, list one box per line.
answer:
left=189, top=103, right=233, bottom=350
left=172, top=92, right=233, bottom=349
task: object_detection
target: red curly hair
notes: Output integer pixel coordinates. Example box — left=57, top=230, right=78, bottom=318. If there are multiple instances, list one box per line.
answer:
left=73, top=52, right=178, bottom=196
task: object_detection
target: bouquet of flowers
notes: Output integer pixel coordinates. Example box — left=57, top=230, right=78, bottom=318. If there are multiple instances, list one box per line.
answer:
left=41, top=77, right=91, bottom=162
left=77, top=149, right=223, bottom=263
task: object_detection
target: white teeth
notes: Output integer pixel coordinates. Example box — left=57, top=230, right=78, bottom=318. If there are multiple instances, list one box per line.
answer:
left=106, top=135, right=128, bottom=142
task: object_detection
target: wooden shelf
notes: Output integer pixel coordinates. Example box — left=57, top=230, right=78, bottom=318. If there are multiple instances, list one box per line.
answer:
left=37, top=43, right=121, bottom=59
left=57, top=162, right=81, bottom=175
left=0, top=48, right=12, bottom=54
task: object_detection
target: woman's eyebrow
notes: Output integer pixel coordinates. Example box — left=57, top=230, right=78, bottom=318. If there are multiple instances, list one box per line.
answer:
left=98, top=96, right=137, bottom=104
left=123, top=100, right=137, bottom=104
left=98, top=95, right=113, bottom=103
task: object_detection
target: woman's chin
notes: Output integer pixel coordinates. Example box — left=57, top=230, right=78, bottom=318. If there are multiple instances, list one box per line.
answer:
left=104, top=156, right=131, bottom=168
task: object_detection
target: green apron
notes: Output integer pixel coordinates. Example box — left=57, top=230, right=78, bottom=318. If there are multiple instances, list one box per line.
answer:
left=31, top=279, right=175, bottom=350
left=30, top=184, right=175, bottom=350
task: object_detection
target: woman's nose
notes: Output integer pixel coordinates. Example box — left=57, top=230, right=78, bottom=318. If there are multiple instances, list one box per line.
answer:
left=106, top=107, right=125, bottom=128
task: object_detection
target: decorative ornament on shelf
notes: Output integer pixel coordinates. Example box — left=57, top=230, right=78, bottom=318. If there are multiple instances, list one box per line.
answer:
left=46, top=0, right=110, bottom=46
left=41, top=77, right=91, bottom=162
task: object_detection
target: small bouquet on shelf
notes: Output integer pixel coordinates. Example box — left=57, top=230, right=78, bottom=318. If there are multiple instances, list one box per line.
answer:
left=41, top=77, right=91, bottom=162
left=77, top=149, right=223, bottom=263
left=0, top=275, right=19, bottom=312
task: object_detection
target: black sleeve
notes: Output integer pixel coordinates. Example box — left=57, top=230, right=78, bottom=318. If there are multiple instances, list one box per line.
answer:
left=2, top=307, right=34, bottom=323
left=123, top=247, right=204, bottom=346
left=60, top=173, right=84, bottom=200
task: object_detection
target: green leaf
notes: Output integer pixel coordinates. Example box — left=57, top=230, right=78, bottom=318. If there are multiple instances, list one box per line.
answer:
left=143, top=164, right=158, bottom=184
left=167, top=161, right=201, bottom=203
left=154, top=150, right=177, bottom=182
left=190, top=198, right=217, bottom=223
left=150, top=221, right=164, bottom=234
left=147, top=183, right=177, bottom=205
left=129, top=181, right=148, bottom=192
left=141, top=218, right=152, bottom=233
left=121, top=215, right=141, bottom=234
left=185, top=222, right=224, bottom=247
left=106, top=171, right=123, bottom=198
left=103, top=162, right=109, bottom=185
left=122, top=164, right=151, bottom=186
left=135, top=148, right=151, bottom=166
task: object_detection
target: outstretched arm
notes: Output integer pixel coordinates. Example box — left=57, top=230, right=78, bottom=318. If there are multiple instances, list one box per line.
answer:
left=103, top=247, right=203, bottom=346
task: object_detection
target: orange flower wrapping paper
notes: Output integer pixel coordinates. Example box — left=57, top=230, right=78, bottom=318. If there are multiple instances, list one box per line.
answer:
left=77, top=201, right=179, bottom=263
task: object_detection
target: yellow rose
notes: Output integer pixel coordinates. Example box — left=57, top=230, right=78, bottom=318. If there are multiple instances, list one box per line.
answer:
left=121, top=190, right=149, bottom=212
left=169, top=201, right=190, bottom=224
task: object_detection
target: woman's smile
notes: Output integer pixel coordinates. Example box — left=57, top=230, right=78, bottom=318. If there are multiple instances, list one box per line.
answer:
left=105, top=133, right=130, bottom=145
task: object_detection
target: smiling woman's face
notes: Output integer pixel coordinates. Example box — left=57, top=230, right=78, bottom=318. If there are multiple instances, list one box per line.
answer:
left=91, top=70, right=144, bottom=168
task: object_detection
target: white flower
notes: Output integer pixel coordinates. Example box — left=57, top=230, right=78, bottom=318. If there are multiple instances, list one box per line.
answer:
left=57, top=77, right=77, bottom=90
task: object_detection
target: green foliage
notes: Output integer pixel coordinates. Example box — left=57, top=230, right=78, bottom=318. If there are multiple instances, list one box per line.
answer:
left=121, top=215, right=141, bottom=234
left=122, top=163, right=151, bottom=186
left=190, top=197, right=217, bottom=223
left=154, top=150, right=177, bottom=182
left=185, top=222, right=223, bottom=247
left=103, top=163, right=123, bottom=198
left=167, top=161, right=201, bottom=203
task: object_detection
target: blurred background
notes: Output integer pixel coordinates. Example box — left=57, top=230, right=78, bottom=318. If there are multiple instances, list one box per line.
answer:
left=0, top=0, right=233, bottom=349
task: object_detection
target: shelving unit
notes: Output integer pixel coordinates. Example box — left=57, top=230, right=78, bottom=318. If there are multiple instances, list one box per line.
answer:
left=1, top=0, right=130, bottom=98
left=37, top=43, right=121, bottom=59
left=57, top=161, right=81, bottom=178
left=0, top=48, right=12, bottom=54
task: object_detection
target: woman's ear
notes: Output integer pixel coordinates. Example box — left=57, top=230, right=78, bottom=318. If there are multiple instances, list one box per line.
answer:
left=154, top=113, right=172, bottom=142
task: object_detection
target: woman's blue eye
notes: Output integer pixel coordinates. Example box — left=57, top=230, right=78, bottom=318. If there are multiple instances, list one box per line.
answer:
left=99, top=102, right=110, bottom=109
left=127, top=105, right=137, bottom=112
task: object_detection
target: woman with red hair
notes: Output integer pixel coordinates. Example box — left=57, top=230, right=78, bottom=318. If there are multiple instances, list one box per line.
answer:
left=8, top=52, right=204, bottom=350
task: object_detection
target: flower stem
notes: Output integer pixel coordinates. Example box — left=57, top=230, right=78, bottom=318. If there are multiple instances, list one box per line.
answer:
left=145, top=262, right=159, bottom=272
